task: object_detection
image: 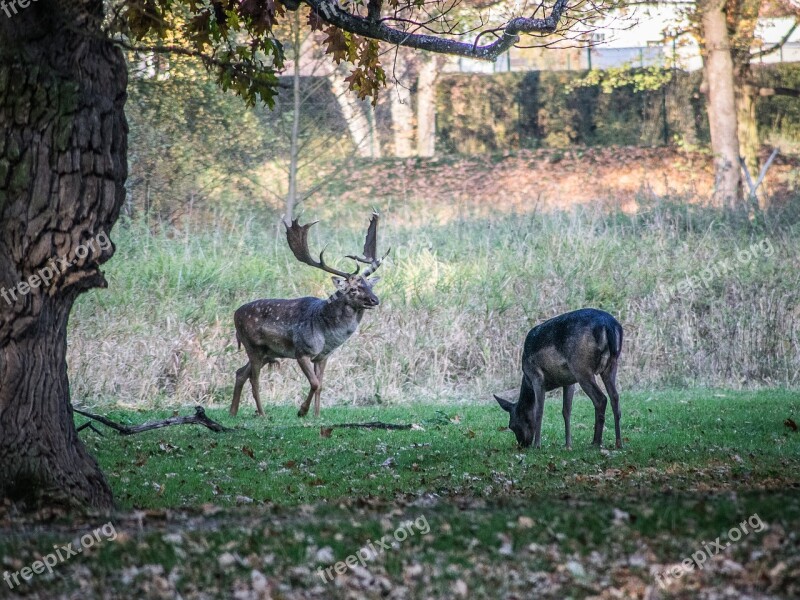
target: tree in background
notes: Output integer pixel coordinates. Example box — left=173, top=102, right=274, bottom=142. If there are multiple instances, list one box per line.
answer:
left=385, top=47, right=445, bottom=157
left=329, top=64, right=383, bottom=159
left=417, top=53, right=445, bottom=157
left=699, top=0, right=743, bottom=207
left=0, top=0, right=582, bottom=510
left=276, top=12, right=369, bottom=221
left=694, top=0, right=798, bottom=207
left=574, top=0, right=798, bottom=208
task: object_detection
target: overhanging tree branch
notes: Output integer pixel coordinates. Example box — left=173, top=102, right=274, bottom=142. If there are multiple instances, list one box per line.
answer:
left=303, top=0, right=569, bottom=60
left=758, top=86, right=800, bottom=98
left=751, top=20, right=798, bottom=60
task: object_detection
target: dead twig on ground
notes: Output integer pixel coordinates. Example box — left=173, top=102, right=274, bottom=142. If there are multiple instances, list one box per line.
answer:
left=74, top=406, right=228, bottom=435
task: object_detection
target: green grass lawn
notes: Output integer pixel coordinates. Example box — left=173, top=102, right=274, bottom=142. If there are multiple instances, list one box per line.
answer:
left=83, top=389, right=799, bottom=509
left=2, top=389, right=798, bottom=598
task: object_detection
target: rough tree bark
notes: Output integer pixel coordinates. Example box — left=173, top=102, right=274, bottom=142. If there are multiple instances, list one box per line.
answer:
left=700, top=0, right=742, bottom=207
left=0, top=2, right=126, bottom=510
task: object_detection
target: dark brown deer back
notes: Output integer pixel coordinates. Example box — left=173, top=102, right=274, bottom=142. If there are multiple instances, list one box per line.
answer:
left=495, top=308, right=623, bottom=449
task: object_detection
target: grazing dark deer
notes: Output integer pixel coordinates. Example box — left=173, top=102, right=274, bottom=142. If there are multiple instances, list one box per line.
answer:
left=495, top=308, right=623, bottom=449
left=230, top=213, right=387, bottom=418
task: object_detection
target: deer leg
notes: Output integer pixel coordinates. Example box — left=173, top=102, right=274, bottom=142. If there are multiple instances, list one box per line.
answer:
left=601, top=360, right=622, bottom=449
left=230, top=362, right=252, bottom=417
left=249, top=359, right=265, bottom=416
left=562, top=384, right=575, bottom=450
left=530, top=378, right=545, bottom=449
left=296, top=356, right=320, bottom=418
left=313, top=359, right=328, bottom=418
left=575, top=374, right=608, bottom=447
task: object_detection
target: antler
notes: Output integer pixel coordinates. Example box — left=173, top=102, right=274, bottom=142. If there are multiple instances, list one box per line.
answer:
left=285, top=219, right=359, bottom=278
left=346, top=212, right=390, bottom=278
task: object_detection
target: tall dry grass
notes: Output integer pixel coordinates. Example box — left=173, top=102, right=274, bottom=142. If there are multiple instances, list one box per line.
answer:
left=67, top=195, right=800, bottom=410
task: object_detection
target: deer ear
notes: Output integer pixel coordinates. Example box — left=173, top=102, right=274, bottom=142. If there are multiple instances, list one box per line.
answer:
left=494, top=394, right=514, bottom=413
left=367, top=276, right=381, bottom=286
left=332, top=277, right=347, bottom=290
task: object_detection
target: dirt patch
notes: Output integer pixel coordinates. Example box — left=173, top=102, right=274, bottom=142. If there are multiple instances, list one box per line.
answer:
left=330, top=147, right=798, bottom=219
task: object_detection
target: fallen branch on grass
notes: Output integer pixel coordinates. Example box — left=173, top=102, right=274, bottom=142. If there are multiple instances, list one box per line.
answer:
left=330, top=421, right=413, bottom=430
left=76, top=421, right=105, bottom=436
left=74, top=406, right=229, bottom=435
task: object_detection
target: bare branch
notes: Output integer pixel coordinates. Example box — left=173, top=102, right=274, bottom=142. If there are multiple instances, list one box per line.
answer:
left=114, top=39, right=259, bottom=81
left=329, top=421, right=413, bottom=430
left=74, top=406, right=229, bottom=435
left=758, top=86, right=800, bottom=98
left=751, top=19, right=798, bottom=60
left=303, top=0, right=570, bottom=60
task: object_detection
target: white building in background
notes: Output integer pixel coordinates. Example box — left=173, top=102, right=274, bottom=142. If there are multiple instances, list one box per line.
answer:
left=754, top=17, right=800, bottom=64
left=450, top=2, right=800, bottom=73
left=585, top=2, right=701, bottom=71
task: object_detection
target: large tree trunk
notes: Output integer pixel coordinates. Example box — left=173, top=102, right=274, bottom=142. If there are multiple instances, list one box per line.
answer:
left=0, top=2, right=126, bottom=510
left=701, top=0, right=742, bottom=207
left=416, top=55, right=440, bottom=157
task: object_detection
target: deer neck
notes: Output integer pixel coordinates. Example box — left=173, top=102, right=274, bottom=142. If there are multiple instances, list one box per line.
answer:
left=320, top=293, right=364, bottom=326
left=517, top=376, right=537, bottom=411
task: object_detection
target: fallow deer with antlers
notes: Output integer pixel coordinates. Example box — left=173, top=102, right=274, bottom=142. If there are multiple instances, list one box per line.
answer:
left=229, top=213, right=387, bottom=418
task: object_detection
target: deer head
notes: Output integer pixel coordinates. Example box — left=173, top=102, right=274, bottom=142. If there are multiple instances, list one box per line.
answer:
left=285, top=212, right=389, bottom=310
left=495, top=393, right=534, bottom=447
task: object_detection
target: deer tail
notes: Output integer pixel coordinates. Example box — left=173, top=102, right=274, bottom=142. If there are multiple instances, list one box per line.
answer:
left=236, top=332, right=241, bottom=350
left=606, top=322, right=623, bottom=358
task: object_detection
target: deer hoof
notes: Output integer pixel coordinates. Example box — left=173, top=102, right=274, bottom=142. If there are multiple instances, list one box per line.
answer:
left=297, top=408, right=308, bottom=418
